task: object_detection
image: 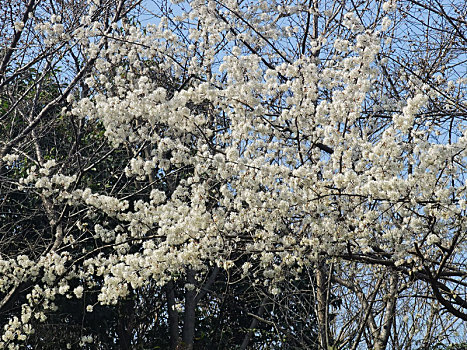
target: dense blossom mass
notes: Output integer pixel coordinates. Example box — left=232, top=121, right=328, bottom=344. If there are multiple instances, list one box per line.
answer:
left=0, top=0, right=466, bottom=348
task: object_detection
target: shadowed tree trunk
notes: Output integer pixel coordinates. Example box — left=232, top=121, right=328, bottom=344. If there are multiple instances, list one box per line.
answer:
left=181, top=270, right=196, bottom=350
left=166, top=281, right=180, bottom=350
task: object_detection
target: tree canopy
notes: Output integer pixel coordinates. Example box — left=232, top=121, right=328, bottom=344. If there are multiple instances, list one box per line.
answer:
left=0, top=0, right=466, bottom=349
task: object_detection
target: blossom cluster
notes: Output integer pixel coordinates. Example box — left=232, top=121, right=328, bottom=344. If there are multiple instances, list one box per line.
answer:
left=1, top=0, right=466, bottom=346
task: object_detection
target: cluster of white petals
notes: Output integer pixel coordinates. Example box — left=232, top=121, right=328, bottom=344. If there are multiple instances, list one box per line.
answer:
left=1, top=0, right=466, bottom=346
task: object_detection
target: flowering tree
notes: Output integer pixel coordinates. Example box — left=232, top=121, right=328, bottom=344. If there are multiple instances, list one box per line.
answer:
left=1, top=0, right=466, bottom=349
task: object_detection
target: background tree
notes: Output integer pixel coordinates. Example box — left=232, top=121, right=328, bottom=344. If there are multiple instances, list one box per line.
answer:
left=1, top=0, right=466, bottom=349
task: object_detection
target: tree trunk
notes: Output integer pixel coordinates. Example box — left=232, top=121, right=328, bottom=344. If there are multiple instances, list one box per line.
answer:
left=181, top=270, right=196, bottom=350
left=316, top=260, right=332, bottom=350
left=374, top=272, right=398, bottom=350
left=117, top=299, right=133, bottom=350
left=240, top=296, right=268, bottom=350
left=166, top=280, right=180, bottom=350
